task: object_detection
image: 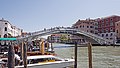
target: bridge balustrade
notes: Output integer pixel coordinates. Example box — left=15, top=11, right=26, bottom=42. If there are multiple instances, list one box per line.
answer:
left=17, top=27, right=113, bottom=45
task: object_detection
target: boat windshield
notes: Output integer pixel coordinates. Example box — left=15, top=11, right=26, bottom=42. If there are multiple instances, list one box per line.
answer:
left=27, top=57, right=62, bottom=64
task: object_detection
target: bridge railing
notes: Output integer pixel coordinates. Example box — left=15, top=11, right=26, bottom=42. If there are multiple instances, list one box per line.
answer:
left=17, top=27, right=113, bottom=44
left=61, top=28, right=113, bottom=44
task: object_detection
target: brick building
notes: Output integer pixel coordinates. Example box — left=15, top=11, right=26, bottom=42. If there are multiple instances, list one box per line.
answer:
left=72, top=19, right=98, bottom=34
left=71, top=18, right=98, bottom=44
left=115, top=21, right=120, bottom=43
left=97, top=15, right=120, bottom=43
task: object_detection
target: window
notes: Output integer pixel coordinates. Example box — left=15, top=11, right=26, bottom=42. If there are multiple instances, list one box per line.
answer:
left=102, top=23, right=104, bottom=26
left=110, top=33, right=113, bottom=36
left=5, top=27, right=7, bottom=31
left=90, top=26, right=93, bottom=28
left=101, top=29, right=104, bottom=33
left=117, top=30, right=118, bottom=33
left=104, top=30, right=106, bottom=33
left=106, top=22, right=109, bottom=26
left=82, top=25, right=84, bottom=28
left=4, top=34, right=7, bottom=38
left=110, top=18, right=113, bottom=21
left=95, top=27, right=97, bottom=30
left=102, top=34, right=104, bottom=37
left=110, top=28, right=113, bottom=32
left=106, top=19, right=108, bottom=22
left=87, top=26, right=89, bottom=28
left=5, top=23, right=7, bottom=24
left=110, top=38, right=113, bottom=40
left=117, top=24, right=118, bottom=26
left=75, top=26, right=78, bottom=28
left=106, top=29, right=108, bottom=32
left=106, top=34, right=108, bottom=37
left=90, top=30, right=93, bottom=33
left=113, top=29, right=115, bottom=32
left=90, top=22, right=93, bottom=24
left=11, top=26, right=13, bottom=29
left=80, top=26, right=81, bottom=28
left=110, top=22, right=113, bottom=26
left=102, top=20, right=104, bottom=23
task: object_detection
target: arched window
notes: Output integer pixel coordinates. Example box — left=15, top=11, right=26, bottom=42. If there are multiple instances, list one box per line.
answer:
left=4, top=34, right=7, bottom=38
left=5, top=27, right=7, bottom=31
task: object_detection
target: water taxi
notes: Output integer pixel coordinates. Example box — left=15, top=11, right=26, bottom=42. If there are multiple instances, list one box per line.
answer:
left=16, top=55, right=74, bottom=68
left=0, top=54, right=74, bottom=68
left=0, top=39, right=74, bottom=68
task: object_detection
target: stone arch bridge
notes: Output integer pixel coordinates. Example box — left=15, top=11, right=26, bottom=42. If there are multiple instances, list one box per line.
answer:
left=17, top=27, right=113, bottom=45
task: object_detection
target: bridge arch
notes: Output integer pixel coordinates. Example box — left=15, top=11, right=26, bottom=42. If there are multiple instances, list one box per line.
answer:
left=17, top=28, right=113, bottom=45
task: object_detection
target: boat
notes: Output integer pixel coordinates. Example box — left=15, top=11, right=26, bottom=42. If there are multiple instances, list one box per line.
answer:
left=0, top=40, right=74, bottom=68
left=0, top=54, right=74, bottom=68
left=16, top=55, right=74, bottom=68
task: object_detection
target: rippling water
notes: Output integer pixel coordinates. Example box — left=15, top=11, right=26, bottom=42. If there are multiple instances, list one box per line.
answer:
left=53, top=43, right=120, bottom=68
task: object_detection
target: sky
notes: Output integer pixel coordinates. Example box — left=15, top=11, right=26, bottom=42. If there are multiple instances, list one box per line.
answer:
left=0, top=0, right=120, bottom=32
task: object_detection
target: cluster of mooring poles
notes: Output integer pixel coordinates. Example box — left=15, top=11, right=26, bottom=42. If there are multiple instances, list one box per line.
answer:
left=0, top=38, right=93, bottom=68
left=0, top=38, right=47, bottom=68
left=74, top=42, right=92, bottom=68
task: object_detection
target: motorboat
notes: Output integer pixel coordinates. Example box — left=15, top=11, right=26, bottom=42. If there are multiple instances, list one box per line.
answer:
left=16, top=55, right=74, bottom=68
left=0, top=54, right=74, bottom=68
left=0, top=40, right=74, bottom=68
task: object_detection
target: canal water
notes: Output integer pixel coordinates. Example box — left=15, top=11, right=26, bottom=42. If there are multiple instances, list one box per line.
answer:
left=53, top=43, right=120, bottom=68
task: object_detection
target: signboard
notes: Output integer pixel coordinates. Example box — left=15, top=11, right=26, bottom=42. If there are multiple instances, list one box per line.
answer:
left=0, top=38, right=17, bottom=41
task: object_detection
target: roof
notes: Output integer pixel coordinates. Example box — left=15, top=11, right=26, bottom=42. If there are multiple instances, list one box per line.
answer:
left=116, top=21, right=120, bottom=23
left=73, top=19, right=95, bottom=26
left=99, top=15, right=120, bottom=20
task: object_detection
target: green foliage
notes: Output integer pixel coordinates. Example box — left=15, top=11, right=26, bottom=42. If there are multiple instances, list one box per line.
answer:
left=60, top=34, right=69, bottom=41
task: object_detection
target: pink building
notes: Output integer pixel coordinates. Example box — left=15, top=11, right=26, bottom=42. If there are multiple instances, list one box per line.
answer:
left=115, top=21, right=120, bottom=43
left=72, top=19, right=98, bottom=34
left=97, top=15, right=120, bottom=42
left=72, top=15, right=120, bottom=44
left=71, top=18, right=98, bottom=44
left=49, top=34, right=61, bottom=43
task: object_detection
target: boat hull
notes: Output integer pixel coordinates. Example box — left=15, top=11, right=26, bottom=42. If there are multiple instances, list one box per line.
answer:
left=15, top=61, right=74, bottom=68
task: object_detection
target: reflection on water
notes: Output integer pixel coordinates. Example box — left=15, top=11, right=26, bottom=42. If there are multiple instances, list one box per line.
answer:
left=53, top=43, right=120, bottom=68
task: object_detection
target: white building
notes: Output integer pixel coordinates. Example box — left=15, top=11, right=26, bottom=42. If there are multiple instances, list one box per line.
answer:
left=0, top=18, right=23, bottom=38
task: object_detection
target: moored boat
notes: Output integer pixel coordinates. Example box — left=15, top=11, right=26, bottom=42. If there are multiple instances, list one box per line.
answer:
left=0, top=39, right=74, bottom=68
left=15, top=55, right=74, bottom=68
left=0, top=54, right=74, bottom=68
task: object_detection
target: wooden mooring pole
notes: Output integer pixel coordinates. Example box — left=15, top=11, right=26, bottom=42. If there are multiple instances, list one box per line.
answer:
left=20, top=42, right=24, bottom=60
left=8, top=42, right=15, bottom=68
left=23, top=42, right=27, bottom=68
left=88, top=43, right=92, bottom=68
left=74, top=42, right=77, bottom=68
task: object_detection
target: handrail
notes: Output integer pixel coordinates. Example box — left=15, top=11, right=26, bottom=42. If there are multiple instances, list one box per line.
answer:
left=16, top=28, right=113, bottom=44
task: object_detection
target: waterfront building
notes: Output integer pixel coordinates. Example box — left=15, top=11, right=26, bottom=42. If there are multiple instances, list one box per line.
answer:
left=47, top=34, right=72, bottom=43
left=97, top=15, right=120, bottom=43
left=69, top=35, right=87, bottom=44
left=72, top=18, right=98, bottom=34
left=115, top=21, right=120, bottom=43
left=72, top=18, right=98, bottom=44
left=0, top=18, right=23, bottom=38
left=47, top=34, right=61, bottom=43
